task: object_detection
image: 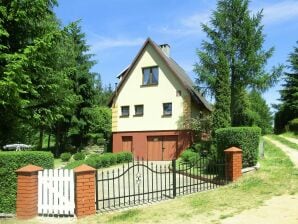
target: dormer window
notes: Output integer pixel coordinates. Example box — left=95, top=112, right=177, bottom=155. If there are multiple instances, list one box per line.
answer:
left=142, top=66, right=158, bottom=86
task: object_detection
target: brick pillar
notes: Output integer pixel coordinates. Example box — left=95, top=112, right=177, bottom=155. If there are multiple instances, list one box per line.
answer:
left=16, top=164, right=43, bottom=219
left=224, top=147, right=242, bottom=182
left=74, top=164, right=96, bottom=218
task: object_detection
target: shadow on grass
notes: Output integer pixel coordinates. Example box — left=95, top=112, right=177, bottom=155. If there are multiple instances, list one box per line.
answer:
left=109, top=209, right=141, bottom=222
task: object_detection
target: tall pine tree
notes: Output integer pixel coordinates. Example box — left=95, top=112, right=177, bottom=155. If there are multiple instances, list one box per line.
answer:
left=195, top=0, right=281, bottom=128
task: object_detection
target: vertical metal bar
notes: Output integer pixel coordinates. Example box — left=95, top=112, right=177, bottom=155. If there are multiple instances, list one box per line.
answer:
left=133, top=157, right=136, bottom=204
left=163, top=164, right=166, bottom=198
left=137, top=158, right=140, bottom=204
left=118, top=168, right=120, bottom=207
left=112, top=170, right=115, bottom=208
left=168, top=162, right=170, bottom=197
left=102, top=171, right=104, bottom=209
left=178, top=162, right=181, bottom=195
left=199, top=156, right=202, bottom=191
left=151, top=162, right=154, bottom=201
left=160, top=165, right=163, bottom=199
left=147, top=159, right=149, bottom=203
left=172, top=160, right=176, bottom=198
left=95, top=171, right=99, bottom=211
left=196, top=157, right=199, bottom=192
left=156, top=164, right=158, bottom=200
left=107, top=171, right=110, bottom=209
left=123, top=164, right=126, bottom=206
left=142, top=158, right=145, bottom=203
left=128, top=161, right=131, bottom=205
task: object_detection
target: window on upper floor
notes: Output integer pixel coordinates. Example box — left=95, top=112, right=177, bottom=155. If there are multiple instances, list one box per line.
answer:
left=163, top=103, right=172, bottom=116
left=121, top=106, right=129, bottom=117
left=134, top=105, right=144, bottom=116
left=142, top=66, right=158, bottom=86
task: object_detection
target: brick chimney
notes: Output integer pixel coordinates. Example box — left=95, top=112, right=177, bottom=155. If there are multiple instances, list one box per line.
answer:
left=160, top=44, right=170, bottom=57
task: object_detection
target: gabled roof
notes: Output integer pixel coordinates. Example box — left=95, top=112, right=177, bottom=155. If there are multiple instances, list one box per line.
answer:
left=108, top=37, right=212, bottom=112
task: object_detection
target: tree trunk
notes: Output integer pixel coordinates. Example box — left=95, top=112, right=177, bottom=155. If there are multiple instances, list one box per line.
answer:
left=47, top=133, right=51, bottom=149
left=38, top=127, right=44, bottom=150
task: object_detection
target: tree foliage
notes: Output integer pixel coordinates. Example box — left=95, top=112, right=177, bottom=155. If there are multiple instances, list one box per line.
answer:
left=0, top=0, right=112, bottom=154
left=195, top=0, right=281, bottom=128
left=274, top=42, right=298, bottom=133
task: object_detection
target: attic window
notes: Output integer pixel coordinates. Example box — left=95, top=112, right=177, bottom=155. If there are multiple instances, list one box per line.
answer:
left=142, top=66, right=158, bottom=86
left=163, top=103, right=172, bottom=116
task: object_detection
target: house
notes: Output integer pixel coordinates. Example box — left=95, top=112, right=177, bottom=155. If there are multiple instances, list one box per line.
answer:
left=109, top=38, right=212, bottom=160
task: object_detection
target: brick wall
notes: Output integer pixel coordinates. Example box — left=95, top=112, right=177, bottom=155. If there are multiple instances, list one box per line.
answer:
left=224, top=147, right=242, bottom=181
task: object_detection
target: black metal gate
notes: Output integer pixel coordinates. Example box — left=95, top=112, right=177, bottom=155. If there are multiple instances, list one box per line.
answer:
left=95, top=156, right=228, bottom=212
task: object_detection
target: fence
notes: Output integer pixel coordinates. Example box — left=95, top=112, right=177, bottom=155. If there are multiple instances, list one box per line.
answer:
left=95, top=156, right=228, bottom=212
left=38, top=169, right=75, bottom=216
left=15, top=147, right=242, bottom=219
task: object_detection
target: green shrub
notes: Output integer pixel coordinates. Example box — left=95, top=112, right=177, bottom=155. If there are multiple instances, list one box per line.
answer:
left=180, top=149, right=199, bottom=164
left=64, top=160, right=85, bottom=169
left=73, top=152, right=85, bottom=161
left=288, top=118, right=298, bottom=132
left=215, top=127, right=261, bottom=167
left=116, top=152, right=133, bottom=163
left=0, top=151, right=54, bottom=213
left=85, top=154, right=102, bottom=169
left=60, top=152, right=71, bottom=162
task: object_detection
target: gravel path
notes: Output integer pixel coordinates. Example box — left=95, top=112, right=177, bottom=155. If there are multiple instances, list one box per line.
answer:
left=264, top=136, right=298, bottom=168
left=280, top=135, right=298, bottom=145
left=221, top=194, right=298, bottom=224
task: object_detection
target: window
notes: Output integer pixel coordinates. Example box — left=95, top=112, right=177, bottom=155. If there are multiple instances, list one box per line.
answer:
left=134, top=105, right=144, bottom=116
left=121, top=106, right=129, bottom=117
left=163, top=103, right=172, bottom=116
left=142, top=66, right=158, bottom=86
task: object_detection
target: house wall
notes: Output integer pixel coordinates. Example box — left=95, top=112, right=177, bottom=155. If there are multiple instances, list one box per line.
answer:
left=112, top=44, right=189, bottom=132
left=112, top=130, right=193, bottom=160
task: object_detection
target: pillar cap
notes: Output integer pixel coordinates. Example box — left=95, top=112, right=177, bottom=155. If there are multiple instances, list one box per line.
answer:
left=16, top=164, right=43, bottom=173
left=224, top=147, right=242, bottom=153
left=74, top=164, right=96, bottom=173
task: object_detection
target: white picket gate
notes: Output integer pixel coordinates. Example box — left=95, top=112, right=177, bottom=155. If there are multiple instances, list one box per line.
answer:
left=38, top=169, right=75, bottom=216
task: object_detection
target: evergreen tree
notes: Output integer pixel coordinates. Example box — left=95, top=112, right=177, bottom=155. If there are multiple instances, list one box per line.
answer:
left=195, top=0, right=281, bottom=127
left=274, top=42, right=298, bottom=133
left=248, top=90, right=272, bottom=134
left=212, top=51, right=231, bottom=131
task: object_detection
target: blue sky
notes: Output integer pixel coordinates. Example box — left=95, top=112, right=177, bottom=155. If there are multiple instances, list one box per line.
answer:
left=54, top=0, right=298, bottom=111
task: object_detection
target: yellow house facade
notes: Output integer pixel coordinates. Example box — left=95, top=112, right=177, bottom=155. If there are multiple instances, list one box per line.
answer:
left=109, top=38, right=212, bottom=160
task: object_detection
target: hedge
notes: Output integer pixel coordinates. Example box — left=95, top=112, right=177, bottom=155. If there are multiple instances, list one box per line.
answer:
left=65, top=152, right=133, bottom=169
left=0, top=151, right=54, bottom=213
left=73, top=152, right=86, bottom=161
left=179, top=149, right=199, bottom=165
left=215, top=127, right=261, bottom=167
left=60, top=152, right=71, bottom=162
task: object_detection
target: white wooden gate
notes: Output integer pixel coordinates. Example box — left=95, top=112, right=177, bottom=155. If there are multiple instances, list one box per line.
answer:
left=38, top=169, right=75, bottom=215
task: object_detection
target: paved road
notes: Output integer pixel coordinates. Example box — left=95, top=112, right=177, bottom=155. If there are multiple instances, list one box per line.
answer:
left=264, top=136, right=298, bottom=168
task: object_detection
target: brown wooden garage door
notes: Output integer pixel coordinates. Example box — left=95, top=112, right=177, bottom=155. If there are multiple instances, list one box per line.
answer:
left=122, top=136, right=133, bottom=152
left=147, top=135, right=177, bottom=160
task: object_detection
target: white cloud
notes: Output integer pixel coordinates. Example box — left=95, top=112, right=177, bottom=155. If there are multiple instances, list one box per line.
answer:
left=89, top=36, right=144, bottom=52
left=155, top=11, right=211, bottom=37
left=254, top=0, right=298, bottom=25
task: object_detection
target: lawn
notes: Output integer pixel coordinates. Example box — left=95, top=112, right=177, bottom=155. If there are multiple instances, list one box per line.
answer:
left=5, top=138, right=297, bottom=224
left=281, top=132, right=298, bottom=139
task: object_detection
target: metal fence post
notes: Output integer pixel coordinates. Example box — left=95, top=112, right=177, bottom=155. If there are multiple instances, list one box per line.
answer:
left=172, top=160, right=176, bottom=198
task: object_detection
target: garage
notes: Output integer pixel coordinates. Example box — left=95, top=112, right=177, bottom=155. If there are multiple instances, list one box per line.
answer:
left=147, top=135, right=177, bottom=160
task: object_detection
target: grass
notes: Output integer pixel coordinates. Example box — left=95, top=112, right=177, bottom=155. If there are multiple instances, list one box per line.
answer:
left=268, top=134, right=298, bottom=151
left=54, top=158, right=69, bottom=169
left=4, top=139, right=298, bottom=224
left=281, top=132, right=298, bottom=139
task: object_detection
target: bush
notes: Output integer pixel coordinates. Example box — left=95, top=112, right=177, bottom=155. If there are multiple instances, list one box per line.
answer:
left=215, top=127, right=261, bottom=167
left=0, top=151, right=54, bottom=213
left=288, top=118, right=298, bottom=132
left=180, top=149, right=199, bottom=164
left=60, top=152, right=71, bottom=162
left=65, top=152, right=133, bottom=169
left=64, top=160, right=85, bottom=169
left=73, top=152, right=85, bottom=161
left=116, top=152, right=133, bottom=163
